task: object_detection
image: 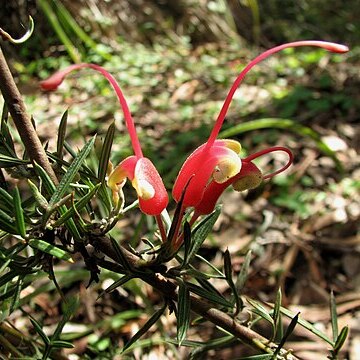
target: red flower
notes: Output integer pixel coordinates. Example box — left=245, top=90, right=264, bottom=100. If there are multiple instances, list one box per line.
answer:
left=41, top=64, right=168, bottom=216
left=193, top=147, right=293, bottom=217
left=172, top=41, right=348, bottom=214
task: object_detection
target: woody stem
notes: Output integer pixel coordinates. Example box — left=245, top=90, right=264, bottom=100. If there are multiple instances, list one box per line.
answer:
left=0, top=46, right=58, bottom=185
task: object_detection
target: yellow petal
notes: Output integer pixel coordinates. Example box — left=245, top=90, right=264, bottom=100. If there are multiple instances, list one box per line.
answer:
left=212, top=154, right=241, bottom=183
left=132, top=178, right=155, bottom=200
left=222, top=139, right=242, bottom=154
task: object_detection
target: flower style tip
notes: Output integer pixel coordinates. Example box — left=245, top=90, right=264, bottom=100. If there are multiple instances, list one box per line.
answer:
left=40, top=64, right=86, bottom=91
left=108, top=156, right=168, bottom=216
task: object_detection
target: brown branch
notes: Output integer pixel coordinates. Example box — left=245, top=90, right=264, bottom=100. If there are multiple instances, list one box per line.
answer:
left=0, top=46, right=58, bottom=185
left=92, top=234, right=299, bottom=358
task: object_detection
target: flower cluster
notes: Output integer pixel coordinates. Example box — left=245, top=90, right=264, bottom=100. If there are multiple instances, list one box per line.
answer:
left=41, top=40, right=348, bottom=253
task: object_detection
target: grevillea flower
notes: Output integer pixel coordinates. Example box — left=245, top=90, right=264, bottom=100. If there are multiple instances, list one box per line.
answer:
left=172, top=41, right=349, bottom=214
left=192, top=147, right=293, bottom=218
left=41, top=64, right=168, bottom=217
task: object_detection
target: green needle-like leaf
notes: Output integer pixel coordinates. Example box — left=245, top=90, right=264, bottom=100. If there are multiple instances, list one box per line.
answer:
left=50, top=340, right=75, bottom=349
left=187, top=206, right=221, bottom=264
left=272, top=288, right=283, bottom=342
left=333, top=326, right=349, bottom=353
left=0, top=208, right=17, bottom=234
left=273, top=312, right=299, bottom=356
left=13, top=187, right=26, bottom=238
left=110, top=237, right=132, bottom=271
left=0, top=187, right=13, bottom=211
left=49, top=136, right=96, bottom=206
left=186, top=282, right=232, bottom=308
left=30, top=317, right=50, bottom=345
left=330, top=290, right=339, bottom=342
left=122, top=303, right=167, bottom=352
left=280, top=306, right=333, bottom=345
left=224, top=249, right=242, bottom=314
left=235, top=250, right=252, bottom=294
left=177, top=281, right=191, bottom=345
left=247, top=298, right=274, bottom=327
left=181, top=221, right=192, bottom=268
left=28, top=239, right=74, bottom=263
left=34, top=162, right=57, bottom=196
left=56, top=110, right=68, bottom=159
left=52, top=183, right=100, bottom=227
left=0, top=154, right=29, bottom=167
left=98, top=122, right=115, bottom=183
left=27, top=180, right=49, bottom=210
left=97, top=274, right=133, bottom=299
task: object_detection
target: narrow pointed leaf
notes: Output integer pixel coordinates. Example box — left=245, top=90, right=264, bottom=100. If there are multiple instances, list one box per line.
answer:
left=177, top=281, right=191, bottom=345
left=330, top=290, right=338, bottom=342
left=196, top=278, right=229, bottom=303
left=167, top=194, right=185, bottom=244
left=56, top=110, right=68, bottom=159
left=224, top=249, right=242, bottom=313
left=181, top=221, right=192, bottom=267
left=334, top=326, right=349, bottom=352
left=49, top=136, right=96, bottom=205
left=237, top=355, right=273, bottom=360
left=0, top=208, right=17, bottom=234
left=195, top=254, right=225, bottom=277
left=98, top=274, right=133, bottom=299
left=52, top=183, right=100, bottom=227
left=33, top=163, right=82, bottom=241
left=0, top=270, right=18, bottom=288
left=280, top=306, right=333, bottom=345
left=30, top=317, right=50, bottom=345
left=13, top=187, right=26, bottom=238
left=0, top=154, right=29, bottom=167
left=28, top=239, right=73, bottom=263
left=98, top=122, right=115, bottom=183
left=235, top=250, right=252, bottom=294
left=33, top=162, right=57, bottom=196
left=0, top=187, right=13, bottom=210
left=50, top=340, right=75, bottom=349
left=247, top=298, right=274, bottom=326
left=186, top=282, right=232, bottom=308
left=273, top=312, right=299, bottom=356
left=1, top=103, right=16, bottom=154
left=187, top=207, right=221, bottom=264
left=10, top=275, right=24, bottom=313
left=272, top=288, right=283, bottom=342
left=122, top=303, right=167, bottom=352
